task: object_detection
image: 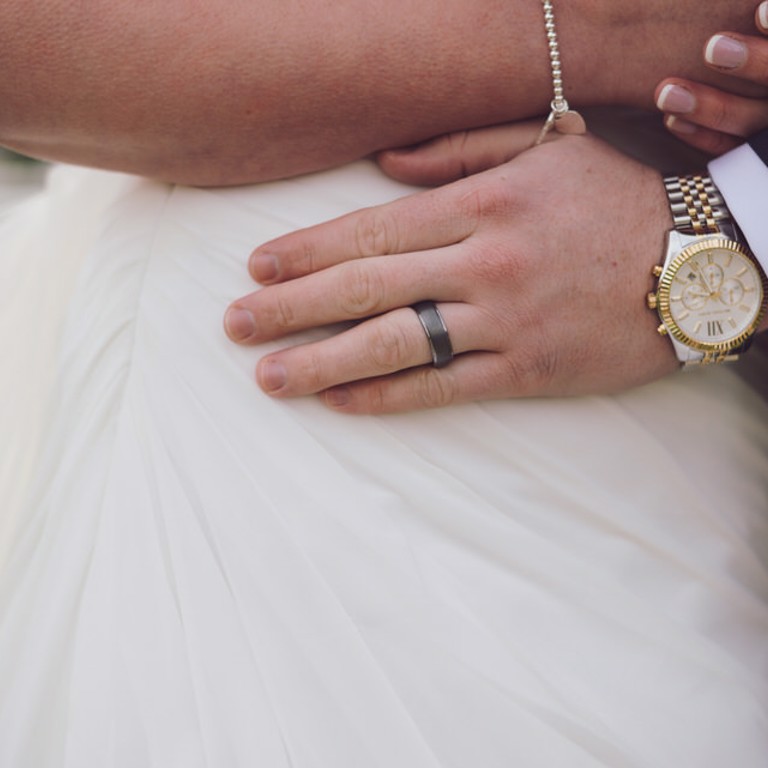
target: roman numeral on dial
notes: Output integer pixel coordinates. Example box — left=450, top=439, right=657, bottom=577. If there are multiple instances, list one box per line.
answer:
left=707, top=320, right=724, bottom=337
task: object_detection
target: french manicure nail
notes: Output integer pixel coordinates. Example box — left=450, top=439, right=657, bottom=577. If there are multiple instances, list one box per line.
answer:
left=258, top=360, right=287, bottom=392
left=656, top=84, right=696, bottom=114
left=224, top=307, right=256, bottom=341
left=760, top=2, right=768, bottom=31
left=250, top=253, right=279, bottom=282
left=666, top=115, right=697, bottom=135
left=705, top=35, right=747, bottom=69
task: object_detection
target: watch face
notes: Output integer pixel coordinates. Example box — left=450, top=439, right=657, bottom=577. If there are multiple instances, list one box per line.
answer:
left=658, top=238, right=767, bottom=351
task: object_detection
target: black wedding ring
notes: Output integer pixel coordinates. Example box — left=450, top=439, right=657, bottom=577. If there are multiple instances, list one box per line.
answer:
left=411, top=301, right=454, bottom=368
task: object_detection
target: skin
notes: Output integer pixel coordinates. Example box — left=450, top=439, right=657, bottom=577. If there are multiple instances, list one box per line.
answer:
left=224, top=117, right=768, bottom=413
left=4, top=2, right=765, bottom=413
left=657, top=2, right=768, bottom=153
left=0, top=0, right=765, bottom=184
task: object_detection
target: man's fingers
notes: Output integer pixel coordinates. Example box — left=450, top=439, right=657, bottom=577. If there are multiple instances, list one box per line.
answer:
left=253, top=303, right=502, bottom=399
left=375, top=121, right=544, bottom=187
left=227, top=250, right=464, bottom=343
left=318, top=350, right=549, bottom=414
left=248, top=178, right=483, bottom=285
left=656, top=78, right=768, bottom=139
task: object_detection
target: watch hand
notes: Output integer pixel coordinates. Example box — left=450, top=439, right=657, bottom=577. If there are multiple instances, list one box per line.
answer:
left=692, top=263, right=715, bottom=297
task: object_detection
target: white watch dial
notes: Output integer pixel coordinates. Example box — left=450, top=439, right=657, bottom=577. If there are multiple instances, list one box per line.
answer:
left=660, top=240, right=764, bottom=349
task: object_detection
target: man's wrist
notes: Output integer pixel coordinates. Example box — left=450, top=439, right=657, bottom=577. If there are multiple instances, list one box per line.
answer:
left=646, top=171, right=767, bottom=365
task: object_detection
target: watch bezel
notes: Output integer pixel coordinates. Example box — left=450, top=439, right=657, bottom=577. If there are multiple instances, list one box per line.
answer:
left=656, top=237, right=767, bottom=353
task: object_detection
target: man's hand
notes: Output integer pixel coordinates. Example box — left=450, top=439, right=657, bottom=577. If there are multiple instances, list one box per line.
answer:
left=224, top=133, right=678, bottom=414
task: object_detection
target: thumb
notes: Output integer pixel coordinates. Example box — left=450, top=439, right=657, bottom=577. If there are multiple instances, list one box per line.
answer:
left=376, top=120, right=545, bottom=186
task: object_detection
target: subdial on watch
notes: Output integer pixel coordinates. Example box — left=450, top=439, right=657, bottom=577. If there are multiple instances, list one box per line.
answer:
left=719, top=277, right=745, bottom=307
left=701, top=262, right=724, bottom=293
left=681, top=283, right=709, bottom=311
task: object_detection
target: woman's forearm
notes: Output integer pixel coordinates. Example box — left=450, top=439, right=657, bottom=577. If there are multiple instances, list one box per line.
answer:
left=0, top=0, right=762, bottom=186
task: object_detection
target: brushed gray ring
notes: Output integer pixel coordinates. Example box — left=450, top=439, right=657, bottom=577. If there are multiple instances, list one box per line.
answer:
left=411, top=301, right=454, bottom=368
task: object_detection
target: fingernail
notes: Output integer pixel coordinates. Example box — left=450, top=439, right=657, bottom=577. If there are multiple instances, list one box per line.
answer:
left=705, top=34, right=747, bottom=69
left=224, top=307, right=255, bottom=341
left=258, top=359, right=287, bottom=393
left=656, top=84, right=696, bottom=114
left=249, top=253, right=279, bottom=283
left=666, top=115, right=698, bottom=135
left=324, top=386, right=351, bottom=408
left=760, top=2, right=768, bottom=31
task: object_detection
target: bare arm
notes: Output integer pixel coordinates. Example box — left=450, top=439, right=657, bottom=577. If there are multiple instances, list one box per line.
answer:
left=0, top=0, right=763, bottom=185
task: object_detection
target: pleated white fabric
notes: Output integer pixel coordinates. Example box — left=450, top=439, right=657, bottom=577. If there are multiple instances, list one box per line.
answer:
left=0, top=161, right=767, bottom=767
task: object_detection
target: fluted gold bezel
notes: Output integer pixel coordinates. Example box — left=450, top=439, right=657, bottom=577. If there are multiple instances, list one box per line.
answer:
left=656, top=237, right=767, bottom=353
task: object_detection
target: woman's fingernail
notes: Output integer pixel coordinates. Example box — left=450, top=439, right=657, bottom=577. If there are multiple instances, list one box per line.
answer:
left=656, top=84, right=697, bottom=114
left=760, top=2, right=768, bottom=32
left=258, top=359, right=287, bottom=393
left=666, top=115, right=698, bottom=135
left=224, top=307, right=255, bottom=341
left=249, top=253, right=279, bottom=282
left=705, top=35, right=747, bottom=69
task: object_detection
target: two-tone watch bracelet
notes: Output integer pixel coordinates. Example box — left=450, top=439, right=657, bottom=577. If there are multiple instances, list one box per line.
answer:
left=664, top=174, right=735, bottom=238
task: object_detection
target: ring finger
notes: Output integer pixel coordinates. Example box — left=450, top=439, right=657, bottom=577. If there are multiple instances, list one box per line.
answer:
left=255, top=302, right=496, bottom=397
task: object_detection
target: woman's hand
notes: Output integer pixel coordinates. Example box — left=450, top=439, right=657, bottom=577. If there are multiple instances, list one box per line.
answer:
left=656, top=1, right=768, bottom=154
left=224, top=133, right=678, bottom=414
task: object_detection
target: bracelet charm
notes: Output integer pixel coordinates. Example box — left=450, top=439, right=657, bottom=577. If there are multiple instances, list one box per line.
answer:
left=534, top=0, right=586, bottom=146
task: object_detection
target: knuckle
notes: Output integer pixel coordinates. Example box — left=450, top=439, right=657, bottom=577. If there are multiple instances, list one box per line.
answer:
left=499, top=344, right=559, bottom=395
left=750, top=48, right=768, bottom=84
left=263, top=291, right=297, bottom=329
left=465, top=239, right=526, bottom=285
left=336, top=380, right=388, bottom=414
left=363, top=381, right=389, bottom=414
left=415, top=368, right=458, bottom=409
left=295, top=240, right=320, bottom=276
left=532, top=346, right=559, bottom=391
left=354, top=208, right=399, bottom=256
left=457, top=176, right=521, bottom=222
left=446, top=129, right=470, bottom=154
left=295, top=352, right=326, bottom=393
left=705, top=97, right=730, bottom=133
left=337, top=263, right=387, bottom=317
left=446, top=130, right=473, bottom=177
left=365, top=322, right=411, bottom=372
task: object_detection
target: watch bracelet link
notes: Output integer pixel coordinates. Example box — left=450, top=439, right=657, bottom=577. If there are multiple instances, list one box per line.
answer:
left=682, top=349, right=744, bottom=367
left=663, top=174, right=730, bottom=237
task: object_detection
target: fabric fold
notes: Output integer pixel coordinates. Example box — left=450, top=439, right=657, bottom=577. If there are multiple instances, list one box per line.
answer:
left=0, top=161, right=766, bottom=767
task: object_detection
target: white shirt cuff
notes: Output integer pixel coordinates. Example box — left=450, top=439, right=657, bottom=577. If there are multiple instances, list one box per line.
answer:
left=709, top=144, right=768, bottom=275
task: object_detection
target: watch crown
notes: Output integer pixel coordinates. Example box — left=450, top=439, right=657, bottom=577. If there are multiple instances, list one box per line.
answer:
left=656, top=323, right=668, bottom=337
left=646, top=293, right=658, bottom=310
left=652, top=265, right=664, bottom=278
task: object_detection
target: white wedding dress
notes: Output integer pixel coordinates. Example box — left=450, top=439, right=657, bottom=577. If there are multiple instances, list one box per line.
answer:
left=0, top=151, right=767, bottom=767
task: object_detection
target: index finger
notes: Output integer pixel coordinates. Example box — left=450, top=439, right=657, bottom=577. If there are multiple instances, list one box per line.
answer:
left=248, top=173, right=483, bottom=285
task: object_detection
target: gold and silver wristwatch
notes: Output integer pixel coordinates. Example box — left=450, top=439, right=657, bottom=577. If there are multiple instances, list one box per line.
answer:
left=647, top=174, right=768, bottom=366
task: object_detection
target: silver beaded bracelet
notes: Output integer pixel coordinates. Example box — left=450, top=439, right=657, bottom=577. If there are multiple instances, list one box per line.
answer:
left=533, top=0, right=586, bottom=146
